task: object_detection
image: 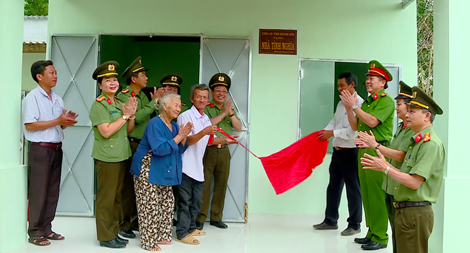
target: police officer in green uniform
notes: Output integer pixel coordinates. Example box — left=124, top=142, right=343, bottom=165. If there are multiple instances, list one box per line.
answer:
left=340, top=60, right=395, bottom=250
left=116, top=56, right=164, bottom=238
left=356, top=81, right=415, bottom=253
left=196, top=73, right=242, bottom=230
left=360, top=86, right=445, bottom=253
left=89, top=61, right=138, bottom=248
left=159, top=73, right=188, bottom=113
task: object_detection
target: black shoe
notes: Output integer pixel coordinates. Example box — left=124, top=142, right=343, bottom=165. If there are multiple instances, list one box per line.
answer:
left=118, top=229, right=136, bottom=239
left=130, top=225, right=139, bottom=232
left=341, top=227, right=361, bottom=236
left=354, top=237, right=371, bottom=244
left=210, top=220, right=228, bottom=229
left=361, top=241, right=387, bottom=250
left=99, top=239, right=126, bottom=248
left=312, top=222, right=338, bottom=230
left=196, top=221, right=204, bottom=230
left=115, top=236, right=129, bottom=244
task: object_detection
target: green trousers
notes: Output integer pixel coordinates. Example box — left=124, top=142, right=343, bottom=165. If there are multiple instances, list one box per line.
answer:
left=395, top=205, right=434, bottom=253
left=95, top=159, right=126, bottom=241
left=358, top=148, right=389, bottom=245
left=197, top=146, right=231, bottom=223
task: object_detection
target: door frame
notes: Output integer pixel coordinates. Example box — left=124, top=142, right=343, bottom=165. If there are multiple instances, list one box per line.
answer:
left=297, top=58, right=403, bottom=140
left=199, top=36, right=252, bottom=222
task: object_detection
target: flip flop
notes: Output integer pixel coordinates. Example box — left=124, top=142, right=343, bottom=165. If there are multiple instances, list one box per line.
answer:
left=28, top=236, right=50, bottom=246
left=190, top=229, right=206, bottom=236
left=176, top=235, right=200, bottom=245
left=47, top=232, right=65, bottom=240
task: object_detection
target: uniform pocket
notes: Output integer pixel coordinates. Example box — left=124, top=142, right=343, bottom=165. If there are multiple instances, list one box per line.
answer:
left=102, top=140, right=121, bottom=159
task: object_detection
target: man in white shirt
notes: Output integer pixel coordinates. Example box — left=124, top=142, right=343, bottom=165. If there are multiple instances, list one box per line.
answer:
left=313, top=72, right=364, bottom=236
left=175, top=84, right=236, bottom=245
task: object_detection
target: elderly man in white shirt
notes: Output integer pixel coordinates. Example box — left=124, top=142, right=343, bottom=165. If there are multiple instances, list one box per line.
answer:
left=313, top=72, right=364, bottom=236
left=175, top=84, right=236, bottom=245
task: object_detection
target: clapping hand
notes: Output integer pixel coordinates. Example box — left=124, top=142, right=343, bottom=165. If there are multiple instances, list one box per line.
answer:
left=151, top=86, right=167, bottom=101
left=339, top=90, right=357, bottom=109
left=355, top=131, right=378, bottom=149
left=360, top=149, right=388, bottom=172
left=178, top=121, right=194, bottom=138
left=222, top=98, right=233, bottom=114
left=58, top=109, right=78, bottom=127
left=122, top=97, right=138, bottom=118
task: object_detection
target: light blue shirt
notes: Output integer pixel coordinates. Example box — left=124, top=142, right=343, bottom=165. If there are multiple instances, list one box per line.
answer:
left=22, top=86, right=64, bottom=143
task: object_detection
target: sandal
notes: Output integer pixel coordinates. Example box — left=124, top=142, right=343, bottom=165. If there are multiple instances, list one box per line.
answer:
left=47, top=232, right=65, bottom=240
left=176, top=235, right=200, bottom=245
left=190, top=229, right=206, bottom=236
left=28, top=236, right=50, bottom=246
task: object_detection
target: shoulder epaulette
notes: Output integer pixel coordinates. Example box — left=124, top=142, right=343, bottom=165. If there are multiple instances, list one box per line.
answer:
left=423, top=132, right=431, bottom=142
left=182, top=103, right=187, bottom=106
left=96, top=96, right=106, bottom=102
left=381, top=93, right=387, bottom=97
left=121, top=89, right=129, bottom=94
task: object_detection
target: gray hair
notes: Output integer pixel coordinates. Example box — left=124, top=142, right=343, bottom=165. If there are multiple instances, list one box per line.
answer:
left=190, top=84, right=210, bottom=99
left=158, top=93, right=181, bottom=112
left=422, top=109, right=436, bottom=123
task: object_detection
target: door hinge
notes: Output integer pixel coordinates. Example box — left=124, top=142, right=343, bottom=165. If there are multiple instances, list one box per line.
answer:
left=244, top=203, right=248, bottom=223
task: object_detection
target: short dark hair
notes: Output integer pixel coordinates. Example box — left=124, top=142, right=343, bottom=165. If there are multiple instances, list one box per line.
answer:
left=403, top=97, right=412, bottom=104
left=31, top=60, right=53, bottom=83
left=422, top=109, right=435, bottom=123
left=338, top=72, right=357, bottom=89
left=126, top=72, right=139, bottom=85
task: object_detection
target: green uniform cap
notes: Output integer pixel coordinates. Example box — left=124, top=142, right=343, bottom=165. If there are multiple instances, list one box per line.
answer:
left=367, top=60, right=393, bottom=82
left=209, top=73, right=231, bottom=90
left=92, top=61, right=119, bottom=80
left=122, top=56, right=148, bottom=80
left=408, top=86, right=443, bottom=115
left=160, top=73, right=183, bottom=88
left=395, top=81, right=413, bottom=100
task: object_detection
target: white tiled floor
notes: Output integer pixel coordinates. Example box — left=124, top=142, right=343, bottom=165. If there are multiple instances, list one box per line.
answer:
left=10, top=214, right=393, bottom=253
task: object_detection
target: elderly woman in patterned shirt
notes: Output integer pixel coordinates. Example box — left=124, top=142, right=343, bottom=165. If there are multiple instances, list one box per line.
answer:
left=130, top=93, right=193, bottom=251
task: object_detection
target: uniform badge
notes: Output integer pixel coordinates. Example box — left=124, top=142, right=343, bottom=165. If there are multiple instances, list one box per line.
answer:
left=413, top=91, right=417, bottom=98
left=139, top=59, right=142, bottom=65
left=414, top=133, right=423, bottom=143
left=108, top=64, right=115, bottom=71
left=206, top=102, right=215, bottom=108
left=106, top=98, right=112, bottom=105
left=381, top=93, right=387, bottom=97
left=371, top=63, right=376, bottom=68
left=403, top=124, right=407, bottom=129
left=373, top=94, right=379, bottom=100
left=423, top=132, right=431, bottom=142
left=171, top=76, right=177, bottom=82
left=218, top=76, right=225, bottom=82
left=131, top=91, right=136, bottom=97
left=121, top=89, right=129, bottom=94
left=96, top=96, right=106, bottom=102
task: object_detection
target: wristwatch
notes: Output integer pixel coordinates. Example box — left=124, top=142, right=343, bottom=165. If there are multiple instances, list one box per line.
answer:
left=375, top=143, right=381, bottom=150
left=384, top=166, right=391, bottom=175
left=352, top=104, right=359, bottom=110
left=122, top=115, right=129, bottom=121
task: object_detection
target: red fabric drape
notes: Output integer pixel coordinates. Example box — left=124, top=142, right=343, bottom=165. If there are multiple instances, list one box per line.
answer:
left=215, top=128, right=328, bottom=195
left=259, top=131, right=329, bottom=195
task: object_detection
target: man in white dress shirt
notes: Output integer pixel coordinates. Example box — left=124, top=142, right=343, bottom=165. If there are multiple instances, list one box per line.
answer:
left=175, top=84, right=236, bottom=245
left=313, top=72, right=364, bottom=236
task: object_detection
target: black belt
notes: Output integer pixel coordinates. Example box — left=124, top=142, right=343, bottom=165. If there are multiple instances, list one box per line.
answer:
left=394, top=201, right=431, bottom=209
left=334, top=147, right=357, bottom=151
left=129, top=137, right=141, bottom=143
left=32, top=142, right=62, bottom=150
left=208, top=144, right=228, bottom=149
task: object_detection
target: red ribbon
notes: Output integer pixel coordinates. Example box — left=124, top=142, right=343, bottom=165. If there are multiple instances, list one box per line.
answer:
left=209, top=127, right=259, bottom=158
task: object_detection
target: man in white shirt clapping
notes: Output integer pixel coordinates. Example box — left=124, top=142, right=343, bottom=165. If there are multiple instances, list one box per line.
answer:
left=313, top=72, right=364, bottom=236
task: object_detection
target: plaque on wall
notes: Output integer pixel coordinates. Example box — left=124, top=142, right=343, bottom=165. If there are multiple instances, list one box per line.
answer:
left=259, top=29, right=297, bottom=55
